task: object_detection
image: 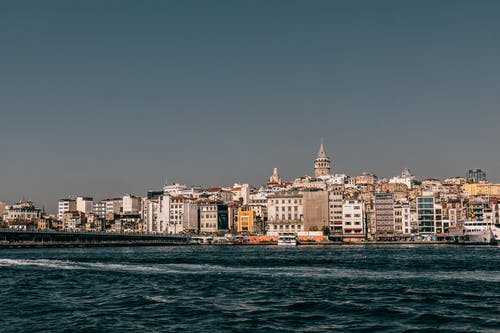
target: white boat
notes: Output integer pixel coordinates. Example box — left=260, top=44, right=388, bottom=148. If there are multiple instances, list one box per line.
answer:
left=277, top=232, right=298, bottom=246
left=461, top=220, right=495, bottom=244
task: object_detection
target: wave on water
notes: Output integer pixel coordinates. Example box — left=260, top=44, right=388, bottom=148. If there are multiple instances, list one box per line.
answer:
left=0, top=258, right=79, bottom=270
left=1, top=258, right=500, bottom=283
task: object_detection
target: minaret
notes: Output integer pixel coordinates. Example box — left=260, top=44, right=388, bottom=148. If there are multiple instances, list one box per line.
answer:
left=314, top=142, right=331, bottom=177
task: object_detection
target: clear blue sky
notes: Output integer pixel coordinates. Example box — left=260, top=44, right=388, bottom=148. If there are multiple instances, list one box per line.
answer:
left=1, top=0, right=500, bottom=212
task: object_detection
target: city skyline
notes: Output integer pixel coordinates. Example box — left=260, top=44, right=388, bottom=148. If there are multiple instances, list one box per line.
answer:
left=2, top=0, right=500, bottom=212
left=1, top=141, right=492, bottom=215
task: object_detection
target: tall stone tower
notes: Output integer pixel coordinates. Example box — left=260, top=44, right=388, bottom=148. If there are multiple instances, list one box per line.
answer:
left=314, top=142, right=331, bottom=177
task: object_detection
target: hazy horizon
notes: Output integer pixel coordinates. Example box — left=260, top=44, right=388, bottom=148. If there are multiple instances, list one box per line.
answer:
left=2, top=0, right=500, bottom=213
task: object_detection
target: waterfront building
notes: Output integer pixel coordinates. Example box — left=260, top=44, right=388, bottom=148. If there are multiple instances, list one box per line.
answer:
left=402, top=202, right=412, bottom=235
left=117, top=213, right=142, bottom=233
left=142, top=198, right=160, bottom=233
left=416, top=194, right=443, bottom=235
left=169, top=196, right=198, bottom=234
left=365, top=201, right=376, bottom=239
left=227, top=202, right=239, bottom=231
left=58, top=197, right=76, bottom=221
left=106, top=198, right=123, bottom=215
left=342, top=200, right=365, bottom=241
left=302, top=190, right=329, bottom=231
left=237, top=208, right=254, bottom=233
left=441, top=201, right=462, bottom=229
left=466, top=169, right=486, bottom=183
left=148, top=194, right=199, bottom=234
left=249, top=192, right=268, bottom=219
left=180, top=197, right=199, bottom=232
left=328, top=185, right=344, bottom=237
left=267, top=191, right=303, bottom=235
left=394, top=202, right=411, bottom=237
left=374, top=193, right=395, bottom=238
left=158, top=194, right=172, bottom=233
left=122, top=194, right=141, bottom=214
left=62, top=211, right=84, bottom=231
left=93, top=201, right=107, bottom=219
left=314, top=142, right=331, bottom=177
left=466, top=199, right=486, bottom=221
left=85, top=213, right=104, bottom=231
left=198, top=201, right=229, bottom=233
left=76, top=196, right=93, bottom=214
left=5, top=201, right=42, bottom=225
left=37, top=217, right=50, bottom=230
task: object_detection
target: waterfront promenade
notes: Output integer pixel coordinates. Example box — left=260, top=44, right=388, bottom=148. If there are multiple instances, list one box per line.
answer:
left=1, top=229, right=496, bottom=248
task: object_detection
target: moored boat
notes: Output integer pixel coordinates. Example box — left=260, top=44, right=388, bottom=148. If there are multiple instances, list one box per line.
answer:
left=277, top=232, right=298, bottom=246
left=459, top=220, right=496, bottom=244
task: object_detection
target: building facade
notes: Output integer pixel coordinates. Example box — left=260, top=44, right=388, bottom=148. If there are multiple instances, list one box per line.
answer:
left=342, top=200, right=365, bottom=241
left=198, top=201, right=229, bottom=233
left=302, top=190, right=329, bottom=231
left=267, top=192, right=303, bottom=235
left=374, top=193, right=395, bottom=238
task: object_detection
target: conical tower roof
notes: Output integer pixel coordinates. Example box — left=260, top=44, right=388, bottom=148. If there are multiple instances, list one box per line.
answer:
left=317, top=143, right=328, bottom=159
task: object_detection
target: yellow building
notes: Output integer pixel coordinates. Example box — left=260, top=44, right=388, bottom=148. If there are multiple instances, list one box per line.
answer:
left=237, top=208, right=254, bottom=233
left=462, top=183, right=500, bottom=196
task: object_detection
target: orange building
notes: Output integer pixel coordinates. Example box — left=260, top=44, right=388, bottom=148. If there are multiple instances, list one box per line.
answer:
left=237, top=208, right=254, bottom=233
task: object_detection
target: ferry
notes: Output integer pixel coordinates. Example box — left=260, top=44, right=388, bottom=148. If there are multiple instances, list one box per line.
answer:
left=458, top=220, right=496, bottom=244
left=277, top=232, right=298, bottom=246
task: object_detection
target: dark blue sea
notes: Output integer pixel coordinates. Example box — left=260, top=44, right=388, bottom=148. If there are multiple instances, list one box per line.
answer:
left=0, top=245, right=499, bottom=332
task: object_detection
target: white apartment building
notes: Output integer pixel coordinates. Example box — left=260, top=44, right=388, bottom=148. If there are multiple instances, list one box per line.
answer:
left=106, top=198, right=122, bottom=216
left=157, top=195, right=171, bottom=233
left=394, top=202, right=411, bottom=236
left=123, top=194, right=141, bottom=213
left=342, top=200, right=365, bottom=241
left=142, top=198, right=160, bottom=233
left=167, top=196, right=198, bottom=234
left=266, top=191, right=303, bottom=235
left=76, top=196, right=93, bottom=214
left=58, top=198, right=76, bottom=220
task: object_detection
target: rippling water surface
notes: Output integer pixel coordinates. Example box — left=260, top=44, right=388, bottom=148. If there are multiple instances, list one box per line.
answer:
left=1, top=245, right=499, bottom=332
